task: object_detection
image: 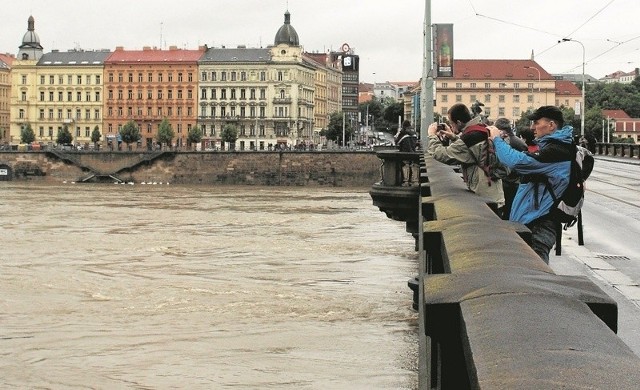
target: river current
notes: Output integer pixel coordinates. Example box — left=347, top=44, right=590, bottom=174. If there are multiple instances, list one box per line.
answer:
left=0, top=183, right=418, bottom=389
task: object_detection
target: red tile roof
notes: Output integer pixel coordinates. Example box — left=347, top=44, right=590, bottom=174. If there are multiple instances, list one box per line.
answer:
left=452, top=59, right=552, bottom=80
left=555, top=80, right=582, bottom=96
left=105, top=47, right=204, bottom=63
left=602, top=110, right=631, bottom=119
left=0, top=53, right=15, bottom=66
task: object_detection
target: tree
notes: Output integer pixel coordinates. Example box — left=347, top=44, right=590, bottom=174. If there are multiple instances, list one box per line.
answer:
left=187, top=125, right=203, bottom=150
left=120, top=120, right=141, bottom=150
left=220, top=124, right=238, bottom=150
left=20, top=123, right=36, bottom=144
left=91, top=126, right=101, bottom=149
left=322, top=112, right=354, bottom=146
left=56, top=124, right=73, bottom=145
left=383, top=102, right=404, bottom=128
left=157, top=118, right=174, bottom=149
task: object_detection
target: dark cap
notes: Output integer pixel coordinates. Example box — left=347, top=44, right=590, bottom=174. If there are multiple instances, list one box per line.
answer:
left=528, top=106, right=564, bottom=125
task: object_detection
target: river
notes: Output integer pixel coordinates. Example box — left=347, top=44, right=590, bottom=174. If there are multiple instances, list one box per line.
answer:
left=0, top=183, right=418, bottom=389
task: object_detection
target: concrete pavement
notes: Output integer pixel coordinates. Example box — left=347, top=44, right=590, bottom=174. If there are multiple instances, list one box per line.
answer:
left=551, top=229, right=640, bottom=358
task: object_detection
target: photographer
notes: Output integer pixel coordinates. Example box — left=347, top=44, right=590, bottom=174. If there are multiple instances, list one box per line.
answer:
left=427, top=103, right=505, bottom=210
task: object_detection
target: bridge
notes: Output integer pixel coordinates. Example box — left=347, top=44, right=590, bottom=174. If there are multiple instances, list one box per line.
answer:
left=370, top=148, right=640, bottom=389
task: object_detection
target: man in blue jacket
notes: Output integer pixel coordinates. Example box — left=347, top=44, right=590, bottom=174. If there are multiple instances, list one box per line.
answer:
left=488, top=106, right=573, bottom=263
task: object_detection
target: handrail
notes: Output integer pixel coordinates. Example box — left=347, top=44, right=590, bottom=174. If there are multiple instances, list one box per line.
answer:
left=415, top=155, right=640, bottom=388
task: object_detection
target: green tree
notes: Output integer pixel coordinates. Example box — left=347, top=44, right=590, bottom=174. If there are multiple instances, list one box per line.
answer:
left=220, top=124, right=238, bottom=150
left=157, top=118, right=174, bottom=149
left=20, top=123, right=36, bottom=144
left=322, top=112, right=354, bottom=146
left=187, top=125, right=203, bottom=150
left=120, top=120, right=141, bottom=150
left=56, top=124, right=73, bottom=145
left=91, top=126, right=101, bottom=149
left=383, top=102, right=404, bottom=129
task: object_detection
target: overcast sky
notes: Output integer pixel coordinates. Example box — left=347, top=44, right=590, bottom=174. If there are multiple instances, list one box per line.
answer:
left=3, top=0, right=639, bottom=83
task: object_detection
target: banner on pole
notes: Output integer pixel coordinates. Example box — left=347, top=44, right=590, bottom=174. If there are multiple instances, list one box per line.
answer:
left=434, top=24, right=454, bottom=78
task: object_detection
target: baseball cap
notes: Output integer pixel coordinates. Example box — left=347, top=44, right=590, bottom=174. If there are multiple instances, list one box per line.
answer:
left=527, top=106, right=564, bottom=124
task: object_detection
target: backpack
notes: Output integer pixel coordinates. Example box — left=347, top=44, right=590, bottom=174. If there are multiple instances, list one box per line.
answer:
left=464, top=124, right=510, bottom=186
left=545, top=144, right=594, bottom=228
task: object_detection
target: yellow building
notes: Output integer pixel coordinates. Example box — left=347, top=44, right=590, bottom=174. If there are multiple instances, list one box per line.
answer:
left=304, top=52, right=343, bottom=144
left=31, top=49, right=111, bottom=146
left=435, top=59, right=557, bottom=122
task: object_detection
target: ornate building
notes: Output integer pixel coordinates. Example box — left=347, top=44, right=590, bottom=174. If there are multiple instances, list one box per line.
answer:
left=10, top=16, right=45, bottom=143
left=103, top=46, right=204, bottom=148
left=197, top=10, right=316, bottom=150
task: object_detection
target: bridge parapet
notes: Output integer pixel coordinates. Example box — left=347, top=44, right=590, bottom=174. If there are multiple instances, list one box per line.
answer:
left=371, top=153, right=640, bottom=388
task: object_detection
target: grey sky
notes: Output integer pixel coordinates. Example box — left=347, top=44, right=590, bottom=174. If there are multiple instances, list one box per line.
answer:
left=3, top=0, right=639, bottom=83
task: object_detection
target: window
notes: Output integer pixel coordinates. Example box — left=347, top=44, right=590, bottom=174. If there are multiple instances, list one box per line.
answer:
left=139, top=73, right=143, bottom=82
left=484, top=94, right=491, bottom=102
left=177, top=90, right=183, bottom=99
left=95, top=109, right=100, bottom=120
left=241, top=72, right=246, bottom=81
left=260, top=89, right=266, bottom=100
left=59, top=75, right=64, bottom=84
left=137, top=90, right=142, bottom=100
left=278, top=71, right=283, bottom=81
left=178, top=73, right=183, bottom=82
left=157, top=89, right=163, bottom=99
left=40, top=91, right=45, bottom=101
left=148, top=73, right=153, bottom=82
left=59, top=92, right=64, bottom=101
left=18, top=109, right=25, bottom=119
left=528, top=83, right=534, bottom=90
left=95, top=92, right=101, bottom=102
left=513, top=83, right=520, bottom=89
left=77, top=92, right=82, bottom=101
left=221, top=89, right=227, bottom=99
left=40, top=75, right=45, bottom=84
left=96, top=75, right=101, bottom=84
left=128, top=73, right=133, bottom=83
left=513, top=95, right=520, bottom=103
left=85, top=109, right=91, bottom=120
left=109, top=73, right=114, bottom=82
left=147, top=89, right=153, bottom=99
left=49, top=109, right=54, bottom=119
left=441, top=95, right=448, bottom=103
left=39, top=109, right=45, bottom=119
left=211, top=89, right=216, bottom=99
left=50, top=75, right=54, bottom=84
left=127, top=90, right=133, bottom=100
left=212, top=72, right=217, bottom=81
left=231, top=89, right=236, bottom=99
left=76, top=109, right=81, bottom=119
left=188, top=73, right=193, bottom=82
left=201, top=72, right=207, bottom=81
left=187, top=90, right=192, bottom=99
left=231, top=72, right=236, bottom=81
left=250, top=88, right=256, bottom=100
left=240, top=89, right=246, bottom=99
left=86, top=92, right=91, bottom=101
left=260, top=71, right=266, bottom=81
left=470, top=83, right=477, bottom=88
left=21, top=91, right=27, bottom=101
left=455, top=83, right=462, bottom=89
left=527, top=95, right=534, bottom=103
left=168, top=73, right=173, bottom=82
left=49, top=92, right=54, bottom=101
left=168, top=90, right=173, bottom=99
left=201, top=88, right=207, bottom=99
left=470, top=95, right=476, bottom=102
left=499, top=95, right=505, bottom=103
left=118, top=90, right=123, bottom=99
left=498, top=107, right=505, bottom=116
left=441, top=82, right=448, bottom=88
left=456, top=95, right=462, bottom=102
left=118, top=73, right=123, bottom=82
left=221, top=72, right=227, bottom=81
left=158, top=73, right=163, bottom=82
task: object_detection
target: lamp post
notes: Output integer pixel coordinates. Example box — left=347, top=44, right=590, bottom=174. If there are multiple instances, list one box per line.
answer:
left=523, top=65, right=541, bottom=105
left=560, top=38, right=586, bottom=136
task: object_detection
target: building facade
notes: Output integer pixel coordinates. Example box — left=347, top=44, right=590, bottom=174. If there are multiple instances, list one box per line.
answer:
left=434, top=59, right=557, bottom=122
left=0, top=54, right=13, bottom=144
left=31, top=49, right=111, bottom=146
left=103, top=46, right=204, bottom=148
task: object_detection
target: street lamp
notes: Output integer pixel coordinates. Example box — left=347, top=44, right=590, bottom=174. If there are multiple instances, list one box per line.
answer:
left=524, top=65, right=542, bottom=106
left=560, top=38, right=586, bottom=136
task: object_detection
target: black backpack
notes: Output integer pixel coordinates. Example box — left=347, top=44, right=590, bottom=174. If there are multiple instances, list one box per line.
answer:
left=545, top=144, right=594, bottom=228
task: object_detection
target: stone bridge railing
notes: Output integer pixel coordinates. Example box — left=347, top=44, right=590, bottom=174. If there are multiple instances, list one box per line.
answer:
left=596, top=142, right=640, bottom=158
left=370, top=151, right=640, bottom=389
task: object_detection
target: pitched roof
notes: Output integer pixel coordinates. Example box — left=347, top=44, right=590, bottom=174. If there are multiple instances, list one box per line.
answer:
left=37, top=49, right=112, bottom=66
left=602, top=110, right=631, bottom=120
left=0, top=53, right=15, bottom=67
left=453, top=59, right=553, bottom=80
left=555, top=80, right=582, bottom=96
left=106, top=47, right=204, bottom=64
left=199, top=47, right=271, bottom=63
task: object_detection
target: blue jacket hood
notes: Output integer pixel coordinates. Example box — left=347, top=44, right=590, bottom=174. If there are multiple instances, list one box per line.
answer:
left=536, top=125, right=574, bottom=149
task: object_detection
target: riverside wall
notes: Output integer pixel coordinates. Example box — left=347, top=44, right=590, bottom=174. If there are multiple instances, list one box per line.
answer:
left=0, top=151, right=382, bottom=186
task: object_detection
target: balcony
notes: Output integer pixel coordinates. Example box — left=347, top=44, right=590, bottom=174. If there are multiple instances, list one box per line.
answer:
left=273, top=97, right=292, bottom=104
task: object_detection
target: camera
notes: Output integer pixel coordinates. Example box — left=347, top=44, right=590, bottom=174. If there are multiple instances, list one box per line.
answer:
left=437, top=123, right=446, bottom=131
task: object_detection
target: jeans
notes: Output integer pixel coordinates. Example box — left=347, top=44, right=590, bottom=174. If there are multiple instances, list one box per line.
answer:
left=526, top=217, right=557, bottom=264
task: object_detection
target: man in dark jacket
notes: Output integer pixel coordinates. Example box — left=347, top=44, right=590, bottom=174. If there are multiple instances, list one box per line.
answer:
left=395, top=120, right=417, bottom=152
left=489, top=106, right=573, bottom=263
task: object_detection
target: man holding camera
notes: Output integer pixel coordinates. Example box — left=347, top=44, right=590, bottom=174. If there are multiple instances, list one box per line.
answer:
left=488, top=105, right=573, bottom=263
left=427, top=103, right=505, bottom=210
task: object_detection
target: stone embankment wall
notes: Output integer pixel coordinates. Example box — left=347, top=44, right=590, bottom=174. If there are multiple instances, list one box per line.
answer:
left=0, top=151, right=382, bottom=186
